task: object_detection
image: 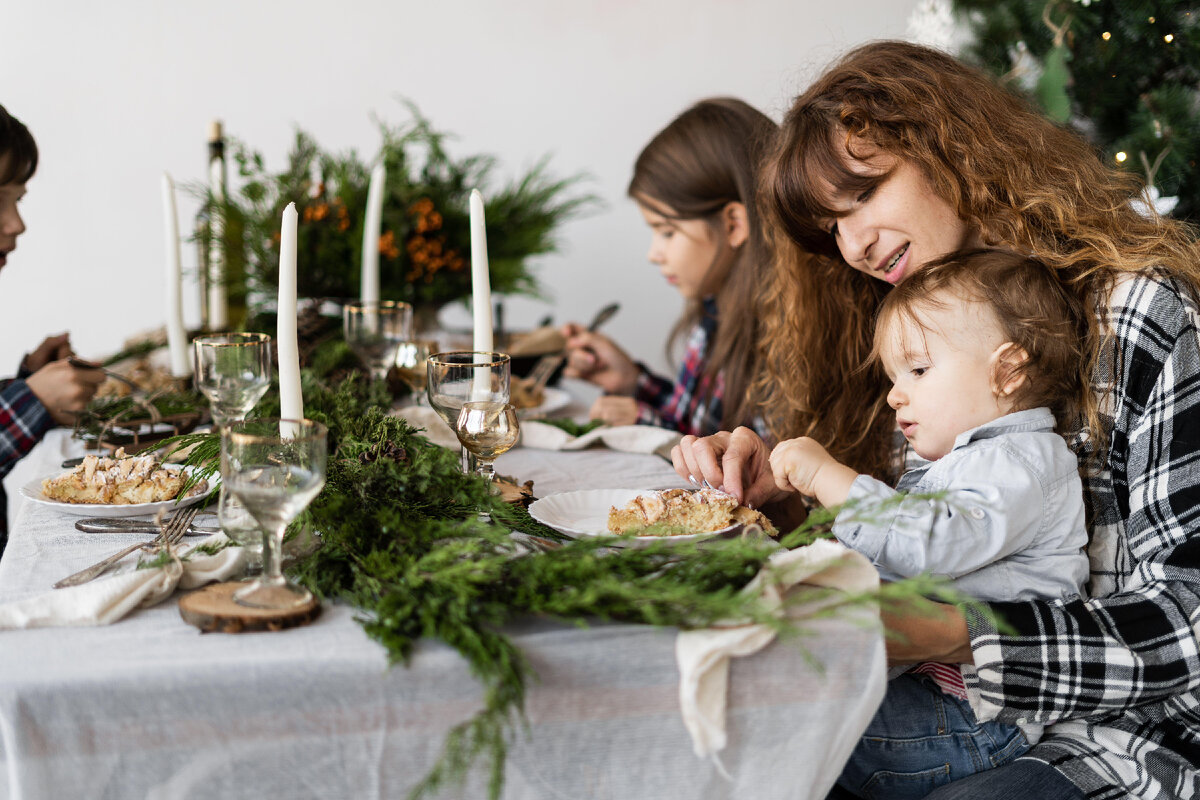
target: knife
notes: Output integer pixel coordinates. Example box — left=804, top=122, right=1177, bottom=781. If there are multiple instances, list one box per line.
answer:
left=74, top=517, right=219, bottom=536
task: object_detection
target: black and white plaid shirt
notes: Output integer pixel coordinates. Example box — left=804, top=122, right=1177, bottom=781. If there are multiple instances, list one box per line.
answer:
left=962, top=273, right=1200, bottom=799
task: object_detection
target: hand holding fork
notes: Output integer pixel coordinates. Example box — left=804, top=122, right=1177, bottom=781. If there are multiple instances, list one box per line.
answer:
left=53, top=505, right=202, bottom=589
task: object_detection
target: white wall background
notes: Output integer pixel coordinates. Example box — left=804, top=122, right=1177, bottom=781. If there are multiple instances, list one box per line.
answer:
left=1, top=0, right=913, bottom=376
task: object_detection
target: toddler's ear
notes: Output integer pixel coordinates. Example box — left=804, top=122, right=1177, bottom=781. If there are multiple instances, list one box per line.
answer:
left=990, top=342, right=1029, bottom=398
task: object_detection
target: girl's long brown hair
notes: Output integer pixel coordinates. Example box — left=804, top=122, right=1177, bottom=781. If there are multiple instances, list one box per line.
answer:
left=629, top=97, right=777, bottom=430
left=760, top=40, right=1200, bottom=479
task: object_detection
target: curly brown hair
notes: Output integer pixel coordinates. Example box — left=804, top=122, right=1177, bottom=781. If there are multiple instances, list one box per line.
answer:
left=628, top=97, right=778, bottom=431
left=758, top=40, right=1200, bottom=479
left=873, top=249, right=1093, bottom=432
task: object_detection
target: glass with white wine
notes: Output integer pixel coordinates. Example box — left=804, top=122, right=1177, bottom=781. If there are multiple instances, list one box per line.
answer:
left=221, top=418, right=327, bottom=610
left=426, top=351, right=511, bottom=471
left=343, top=300, right=413, bottom=382
left=192, top=332, right=272, bottom=429
left=455, top=401, right=520, bottom=486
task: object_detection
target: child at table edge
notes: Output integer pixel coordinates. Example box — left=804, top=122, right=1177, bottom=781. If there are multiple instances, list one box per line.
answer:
left=0, top=103, right=104, bottom=548
left=768, top=249, right=1091, bottom=799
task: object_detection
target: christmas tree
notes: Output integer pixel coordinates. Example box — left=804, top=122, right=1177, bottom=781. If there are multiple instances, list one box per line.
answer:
left=947, top=0, right=1200, bottom=220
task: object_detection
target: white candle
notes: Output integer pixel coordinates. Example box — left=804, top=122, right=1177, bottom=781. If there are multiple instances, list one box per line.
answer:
left=207, top=122, right=227, bottom=331
left=277, top=203, right=303, bottom=422
left=361, top=162, right=385, bottom=304
left=469, top=189, right=493, bottom=352
left=161, top=173, right=191, bottom=377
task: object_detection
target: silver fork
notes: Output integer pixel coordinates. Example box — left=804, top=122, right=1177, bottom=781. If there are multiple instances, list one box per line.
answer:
left=53, top=505, right=202, bottom=589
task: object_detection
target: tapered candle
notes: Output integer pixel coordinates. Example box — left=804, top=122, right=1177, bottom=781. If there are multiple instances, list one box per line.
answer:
left=469, top=189, right=493, bottom=352
left=361, top=163, right=385, bottom=304
left=277, top=203, right=303, bottom=421
left=161, top=173, right=191, bottom=377
left=207, top=120, right=227, bottom=330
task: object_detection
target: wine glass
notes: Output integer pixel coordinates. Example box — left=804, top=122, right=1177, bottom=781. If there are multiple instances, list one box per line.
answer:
left=193, top=332, right=272, bottom=430
left=395, top=338, right=437, bottom=406
left=221, top=418, right=327, bottom=610
left=427, top=351, right=511, bottom=472
left=455, top=401, right=520, bottom=487
left=343, top=300, right=413, bottom=382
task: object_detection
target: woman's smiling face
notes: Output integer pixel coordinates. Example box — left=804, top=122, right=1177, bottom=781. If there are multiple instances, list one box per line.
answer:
left=818, top=153, right=982, bottom=286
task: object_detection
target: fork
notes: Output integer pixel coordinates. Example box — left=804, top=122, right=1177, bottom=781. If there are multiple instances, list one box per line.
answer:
left=53, top=505, right=202, bottom=589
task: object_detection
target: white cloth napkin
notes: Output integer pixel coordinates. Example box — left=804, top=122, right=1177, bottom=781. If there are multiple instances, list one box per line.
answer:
left=676, top=539, right=882, bottom=760
left=393, top=406, right=683, bottom=459
left=0, top=533, right=245, bottom=629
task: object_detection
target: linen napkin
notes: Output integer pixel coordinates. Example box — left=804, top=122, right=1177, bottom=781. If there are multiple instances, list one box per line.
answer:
left=393, top=405, right=683, bottom=460
left=676, top=539, right=882, bottom=760
left=0, top=533, right=245, bottom=629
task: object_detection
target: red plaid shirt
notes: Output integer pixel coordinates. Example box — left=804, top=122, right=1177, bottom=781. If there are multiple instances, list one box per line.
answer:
left=0, top=377, right=53, bottom=542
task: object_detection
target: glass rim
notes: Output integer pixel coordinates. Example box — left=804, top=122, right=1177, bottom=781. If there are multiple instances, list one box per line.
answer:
left=427, top=350, right=511, bottom=367
left=343, top=300, right=413, bottom=311
left=221, top=417, right=328, bottom=443
left=193, top=332, right=272, bottom=347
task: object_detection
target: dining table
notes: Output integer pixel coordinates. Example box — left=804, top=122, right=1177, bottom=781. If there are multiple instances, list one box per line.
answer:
left=0, top=380, right=886, bottom=800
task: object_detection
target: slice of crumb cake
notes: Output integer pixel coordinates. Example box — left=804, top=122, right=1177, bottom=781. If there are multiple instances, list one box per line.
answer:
left=41, top=448, right=201, bottom=505
left=607, top=488, right=776, bottom=536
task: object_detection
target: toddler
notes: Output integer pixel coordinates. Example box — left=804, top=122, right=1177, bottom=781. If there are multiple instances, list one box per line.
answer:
left=769, top=248, right=1091, bottom=799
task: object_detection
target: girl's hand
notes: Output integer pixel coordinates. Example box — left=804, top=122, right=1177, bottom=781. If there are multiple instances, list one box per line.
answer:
left=588, top=396, right=638, bottom=426
left=670, top=426, right=788, bottom=509
left=559, top=324, right=639, bottom=395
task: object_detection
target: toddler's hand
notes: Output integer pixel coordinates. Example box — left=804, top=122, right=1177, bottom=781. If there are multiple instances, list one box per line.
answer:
left=769, top=437, right=835, bottom=498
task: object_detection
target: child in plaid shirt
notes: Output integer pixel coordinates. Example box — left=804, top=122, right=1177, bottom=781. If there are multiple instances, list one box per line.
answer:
left=561, top=98, right=778, bottom=437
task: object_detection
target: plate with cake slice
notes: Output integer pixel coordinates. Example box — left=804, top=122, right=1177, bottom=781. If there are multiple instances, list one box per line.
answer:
left=528, top=486, right=776, bottom=546
left=19, top=449, right=212, bottom=518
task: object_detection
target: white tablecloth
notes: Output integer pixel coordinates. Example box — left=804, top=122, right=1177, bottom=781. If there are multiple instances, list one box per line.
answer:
left=0, top=390, right=886, bottom=800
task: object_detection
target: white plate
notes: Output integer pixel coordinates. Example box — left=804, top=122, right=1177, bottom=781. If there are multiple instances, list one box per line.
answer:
left=19, top=466, right=212, bottom=518
left=527, top=487, right=740, bottom=546
left=518, top=386, right=572, bottom=419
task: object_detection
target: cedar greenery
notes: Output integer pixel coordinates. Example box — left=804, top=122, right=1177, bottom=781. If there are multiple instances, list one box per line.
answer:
left=162, top=373, right=976, bottom=799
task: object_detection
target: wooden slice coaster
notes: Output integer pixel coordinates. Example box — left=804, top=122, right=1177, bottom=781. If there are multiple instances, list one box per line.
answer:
left=178, top=581, right=321, bottom=633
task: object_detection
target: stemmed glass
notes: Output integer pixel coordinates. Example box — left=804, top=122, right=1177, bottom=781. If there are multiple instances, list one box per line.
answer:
left=395, top=338, right=438, bottom=406
left=427, top=351, right=511, bottom=472
left=221, top=418, right=327, bottom=610
left=193, top=332, right=272, bottom=429
left=343, top=301, right=413, bottom=382
left=455, top=401, right=520, bottom=487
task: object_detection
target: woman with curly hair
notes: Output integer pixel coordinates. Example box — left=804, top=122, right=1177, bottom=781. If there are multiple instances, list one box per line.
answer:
left=672, top=41, right=1200, bottom=799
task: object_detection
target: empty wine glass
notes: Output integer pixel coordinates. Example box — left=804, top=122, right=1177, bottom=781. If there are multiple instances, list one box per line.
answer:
left=217, top=482, right=263, bottom=575
left=343, top=300, right=413, bottom=382
left=221, top=418, right=327, bottom=610
left=455, top=401, right=520, bottom=487
left=193, top=332, right=272, bottom=430
left=427, top=351, right=511, bottom=471
left=395, top=338, right=437, bottom=406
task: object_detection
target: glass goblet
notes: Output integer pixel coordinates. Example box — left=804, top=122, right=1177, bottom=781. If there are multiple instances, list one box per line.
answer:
left=395, top=339, right=437, bottom=406
left=221, top=418, right=327, bottom=610
left=455, top=401, right=520, bottom=487
left=193, top=332, right=272, bottom=430
left=343, top=300, right=413, bottom=383
left=426, top=351, right=511, bottom=472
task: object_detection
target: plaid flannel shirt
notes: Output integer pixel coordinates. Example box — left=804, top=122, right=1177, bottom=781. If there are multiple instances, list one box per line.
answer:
left=630, top=299, right=766, bottom=438
left=0, top=375, right=53, bottom=543
left=961, top=273, right=1200, bottom=799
